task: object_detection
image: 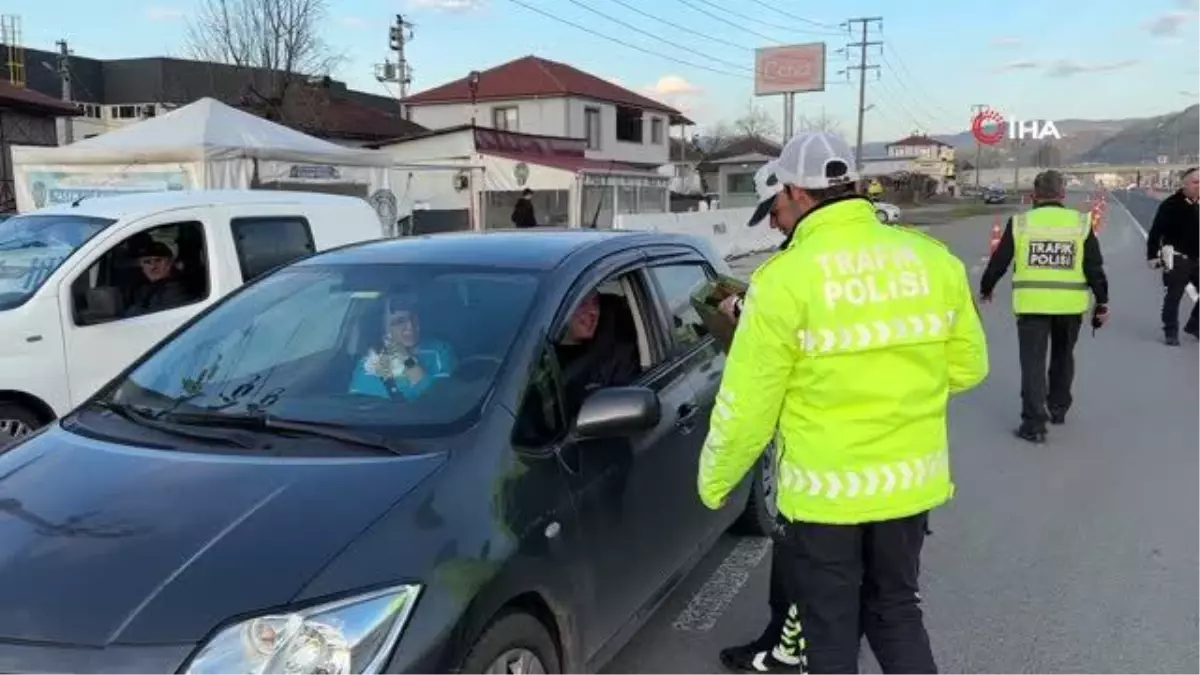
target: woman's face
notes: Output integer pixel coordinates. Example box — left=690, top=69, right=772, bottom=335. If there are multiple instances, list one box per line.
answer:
left=388, top=309, right=420, bottom=348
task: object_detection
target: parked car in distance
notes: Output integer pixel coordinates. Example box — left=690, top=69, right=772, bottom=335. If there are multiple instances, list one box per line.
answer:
left=0, top=229, right=776, bottom=674
left=0, top=190, right=386, bottom=445
left=983, top=184, right=1008, bottom=204
left=873, top=200, right=902, bottom=224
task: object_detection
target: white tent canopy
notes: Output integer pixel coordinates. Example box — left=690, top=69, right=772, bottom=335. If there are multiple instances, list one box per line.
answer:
left=12, top=97, right=393, bottom=166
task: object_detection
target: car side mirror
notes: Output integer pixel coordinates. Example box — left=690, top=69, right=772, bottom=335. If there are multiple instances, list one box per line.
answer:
left=573, top=386, right=661, bottom=439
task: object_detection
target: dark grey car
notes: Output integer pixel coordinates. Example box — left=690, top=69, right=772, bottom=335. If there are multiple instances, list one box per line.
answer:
left=0, top=229, right=776, bottom=674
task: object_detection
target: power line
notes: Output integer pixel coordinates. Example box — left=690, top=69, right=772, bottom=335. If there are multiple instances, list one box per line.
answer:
left=601, top=0, right=755, bottom=53
left=503, top=0, right=751, bottom=79
left=684, top=0, right=845, bottom=36
left=672, top=0, right=784, bottom=45
left=559, top=0, right=751, bottom=73
left=880, top=44, right=956, bottom=124
left=740, top=0, right=841, bottom=31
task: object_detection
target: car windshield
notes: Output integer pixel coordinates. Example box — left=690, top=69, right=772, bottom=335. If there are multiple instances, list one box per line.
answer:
left=0, top=213, right=115, bottom=310
left=97, top=262, right=543, bottom=441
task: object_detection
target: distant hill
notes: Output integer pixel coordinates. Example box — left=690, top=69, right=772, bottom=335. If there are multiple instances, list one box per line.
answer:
left=861, top=106, right=1197, bottom=166
left=1078, top=105, right=1199, bottom=164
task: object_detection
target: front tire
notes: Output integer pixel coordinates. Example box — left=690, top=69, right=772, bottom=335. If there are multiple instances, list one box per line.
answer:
left=0, top=402, right=42, bottom=449
left=459, top=611, right=561, bottom=675
left=735, top=437, right=778, bottom=536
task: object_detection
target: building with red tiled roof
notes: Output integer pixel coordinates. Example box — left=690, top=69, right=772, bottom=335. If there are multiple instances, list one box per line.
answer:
left=885, top=133, right=952, bottom=160
left=402, top=56, right=691, bottom=170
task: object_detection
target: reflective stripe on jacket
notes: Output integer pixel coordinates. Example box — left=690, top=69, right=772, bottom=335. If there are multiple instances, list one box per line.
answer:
left=1011, top=207, right=1092, bottom=315
left=698, top=197, right=989, bottom=525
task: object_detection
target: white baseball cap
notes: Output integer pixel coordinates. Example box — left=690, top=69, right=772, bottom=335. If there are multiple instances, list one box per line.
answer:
left=747, top=131, right=860, bottom=227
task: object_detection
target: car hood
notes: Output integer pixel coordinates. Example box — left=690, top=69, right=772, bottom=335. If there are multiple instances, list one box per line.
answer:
left=0, top=425, right=446, bottom=647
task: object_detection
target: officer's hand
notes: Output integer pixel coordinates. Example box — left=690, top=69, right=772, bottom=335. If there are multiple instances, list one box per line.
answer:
left=979, top=292, right=993, bottom=304
left=1149, top=258, right=1163, bottom=269
left=1094, top=304, right=1110, bottom=326
left=718, top=294, right=742, bottom=322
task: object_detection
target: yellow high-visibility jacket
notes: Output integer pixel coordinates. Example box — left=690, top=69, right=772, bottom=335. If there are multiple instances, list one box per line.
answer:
left=698, top=197, right=989, bottom=525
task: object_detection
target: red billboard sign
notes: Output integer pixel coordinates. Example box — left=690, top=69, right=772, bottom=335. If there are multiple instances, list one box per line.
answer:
left=754, top=43, right=827, bottom=95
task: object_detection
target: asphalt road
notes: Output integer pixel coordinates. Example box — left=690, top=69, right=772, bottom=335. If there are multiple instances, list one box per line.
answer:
left=604, top=195, right=1199, bottom=674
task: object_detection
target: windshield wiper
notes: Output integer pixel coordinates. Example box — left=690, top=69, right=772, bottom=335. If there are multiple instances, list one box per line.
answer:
left=161, top=411, right=406, bottom=455
left=89, top=400, right=258, bottom=449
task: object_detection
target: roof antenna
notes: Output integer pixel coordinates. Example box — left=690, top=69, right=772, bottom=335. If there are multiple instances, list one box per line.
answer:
left=70, top=195, right=88, bottom=207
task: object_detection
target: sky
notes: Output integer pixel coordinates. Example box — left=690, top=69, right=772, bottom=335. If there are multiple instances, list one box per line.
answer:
left=14, top=0, right=1200, bottom=142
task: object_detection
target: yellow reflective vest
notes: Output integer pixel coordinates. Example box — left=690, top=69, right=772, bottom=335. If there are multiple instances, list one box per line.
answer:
left=1011, top=206, right=1092, bottom=315
left=698, top=198, right=989, bottom=525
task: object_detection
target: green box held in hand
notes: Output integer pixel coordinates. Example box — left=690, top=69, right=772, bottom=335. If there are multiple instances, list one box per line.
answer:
left=690, top=274, right=750, bottom=352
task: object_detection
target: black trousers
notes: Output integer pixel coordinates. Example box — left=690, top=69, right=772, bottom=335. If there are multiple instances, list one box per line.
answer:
left=1161, top=257, right=1199, bottom=336
left=1016, top=313, right=1083, bottom=433
left=770, top=512, right=936, bottom=674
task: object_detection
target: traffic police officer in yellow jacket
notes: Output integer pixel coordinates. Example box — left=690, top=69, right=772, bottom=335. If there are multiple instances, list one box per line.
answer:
left=979, top=169, right=1109, bottom=444
left=698, top=132, right=990, bottom=673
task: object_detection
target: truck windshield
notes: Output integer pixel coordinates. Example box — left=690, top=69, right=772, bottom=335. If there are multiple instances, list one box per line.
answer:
left=0, top=214, right=115, bottom=310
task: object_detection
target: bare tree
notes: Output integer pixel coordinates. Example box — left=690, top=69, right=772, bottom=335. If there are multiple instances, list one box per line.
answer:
left=733, top=105, right=780, bottom=141
left=185, top=0, right=342, bottom=121
left=797, top=111, right=845, bottom=140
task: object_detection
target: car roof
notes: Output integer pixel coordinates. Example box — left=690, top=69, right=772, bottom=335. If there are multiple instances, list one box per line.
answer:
left=302, top=228, right=693, bottom=271
left=27, top=189, right=371, bottom=220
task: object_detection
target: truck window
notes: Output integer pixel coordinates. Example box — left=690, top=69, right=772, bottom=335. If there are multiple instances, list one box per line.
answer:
left=72, top=221, right=210, bottom=326
left=231, top=216, right=316, bottom=283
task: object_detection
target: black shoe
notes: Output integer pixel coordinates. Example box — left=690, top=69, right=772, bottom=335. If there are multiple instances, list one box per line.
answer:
left=719, top=644, right=804, bottom=673
left=1049, top=411, right=1067, bottom=425
left=1165, top=333, right=1181, bottom=346
left=719, top=629, right=802, bottom=673
left=1014, top=426, right=1047, bottom=444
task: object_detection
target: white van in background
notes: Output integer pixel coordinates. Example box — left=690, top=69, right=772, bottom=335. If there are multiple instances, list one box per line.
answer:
left=0, top=190, right=385, bottom=442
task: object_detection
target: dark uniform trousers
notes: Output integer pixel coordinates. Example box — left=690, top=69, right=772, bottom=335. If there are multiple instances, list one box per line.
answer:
left=1161, top=256, right=1199, bottom=337
left=1016, top=313, right=1083, bottom=432
left=772, top=511, right=936, bottom=674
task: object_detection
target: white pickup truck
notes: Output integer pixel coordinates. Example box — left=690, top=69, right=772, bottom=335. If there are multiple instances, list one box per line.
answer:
left=0, top=190, right=385, bottom=442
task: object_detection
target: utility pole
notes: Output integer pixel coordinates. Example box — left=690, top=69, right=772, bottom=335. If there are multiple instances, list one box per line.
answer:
left=375, top=14, right=414, bottom=117
left=55, top=39, right=73, bottom=144
left=845, top=17, right=881, bottom=172
left=970, top=103, right=988, bottom=189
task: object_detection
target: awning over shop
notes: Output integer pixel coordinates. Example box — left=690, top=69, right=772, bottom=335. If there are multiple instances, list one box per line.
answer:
left=477, top=150, right=667, bottom=192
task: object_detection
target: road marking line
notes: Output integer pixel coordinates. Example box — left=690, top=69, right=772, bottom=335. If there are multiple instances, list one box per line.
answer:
left=1108, top=193, right=1195, bottom=300
left=671, top=537, right=771, bottom=632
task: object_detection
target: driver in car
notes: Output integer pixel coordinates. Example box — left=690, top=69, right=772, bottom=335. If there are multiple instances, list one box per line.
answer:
left=556, top=290, right=641, bottom=418
left=349, top=293, right=456, bottom=401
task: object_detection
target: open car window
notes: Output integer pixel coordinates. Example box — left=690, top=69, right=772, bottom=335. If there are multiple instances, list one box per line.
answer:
left=96, top=262, right=543, bottom=444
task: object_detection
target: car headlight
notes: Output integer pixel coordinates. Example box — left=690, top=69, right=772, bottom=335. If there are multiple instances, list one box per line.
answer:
left=184, top=584, right=421, bottom=675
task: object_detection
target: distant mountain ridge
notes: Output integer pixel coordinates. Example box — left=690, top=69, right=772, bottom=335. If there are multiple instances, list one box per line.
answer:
left=859, top=106, right=1198, bottom=165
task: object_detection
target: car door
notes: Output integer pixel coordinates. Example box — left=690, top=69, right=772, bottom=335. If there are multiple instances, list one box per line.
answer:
left=59, top=213, right=217, bottom=406
left=544, top=261, right=704, bottom=658
left=642, top=254, right=747, bottom=566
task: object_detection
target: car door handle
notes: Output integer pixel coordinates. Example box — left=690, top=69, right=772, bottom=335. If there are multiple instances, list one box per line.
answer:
left=675, top=402, right=699, bottom=428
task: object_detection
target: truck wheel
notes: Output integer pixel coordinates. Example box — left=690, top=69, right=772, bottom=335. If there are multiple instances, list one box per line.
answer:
left=734, top=438, right=778, bottom=536
left=459, top=611, right=561, bottom=674
left=0, top=402, right=41, bottom=448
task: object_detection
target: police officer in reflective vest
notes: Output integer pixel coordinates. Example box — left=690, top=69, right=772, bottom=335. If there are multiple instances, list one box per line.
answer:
left=699, top=131, right=990, bottom=673
left=979, top=169, right=1109, bottom=443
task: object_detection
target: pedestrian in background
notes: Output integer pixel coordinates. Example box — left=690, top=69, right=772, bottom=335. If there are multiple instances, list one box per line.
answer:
left=1146, top=167, right=1199, bottom=345
left=979, top=169, right=1109, bottom=443
left=700, top=131, right=989, bottom=673
left=511, top=188, right=537, bottom=228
